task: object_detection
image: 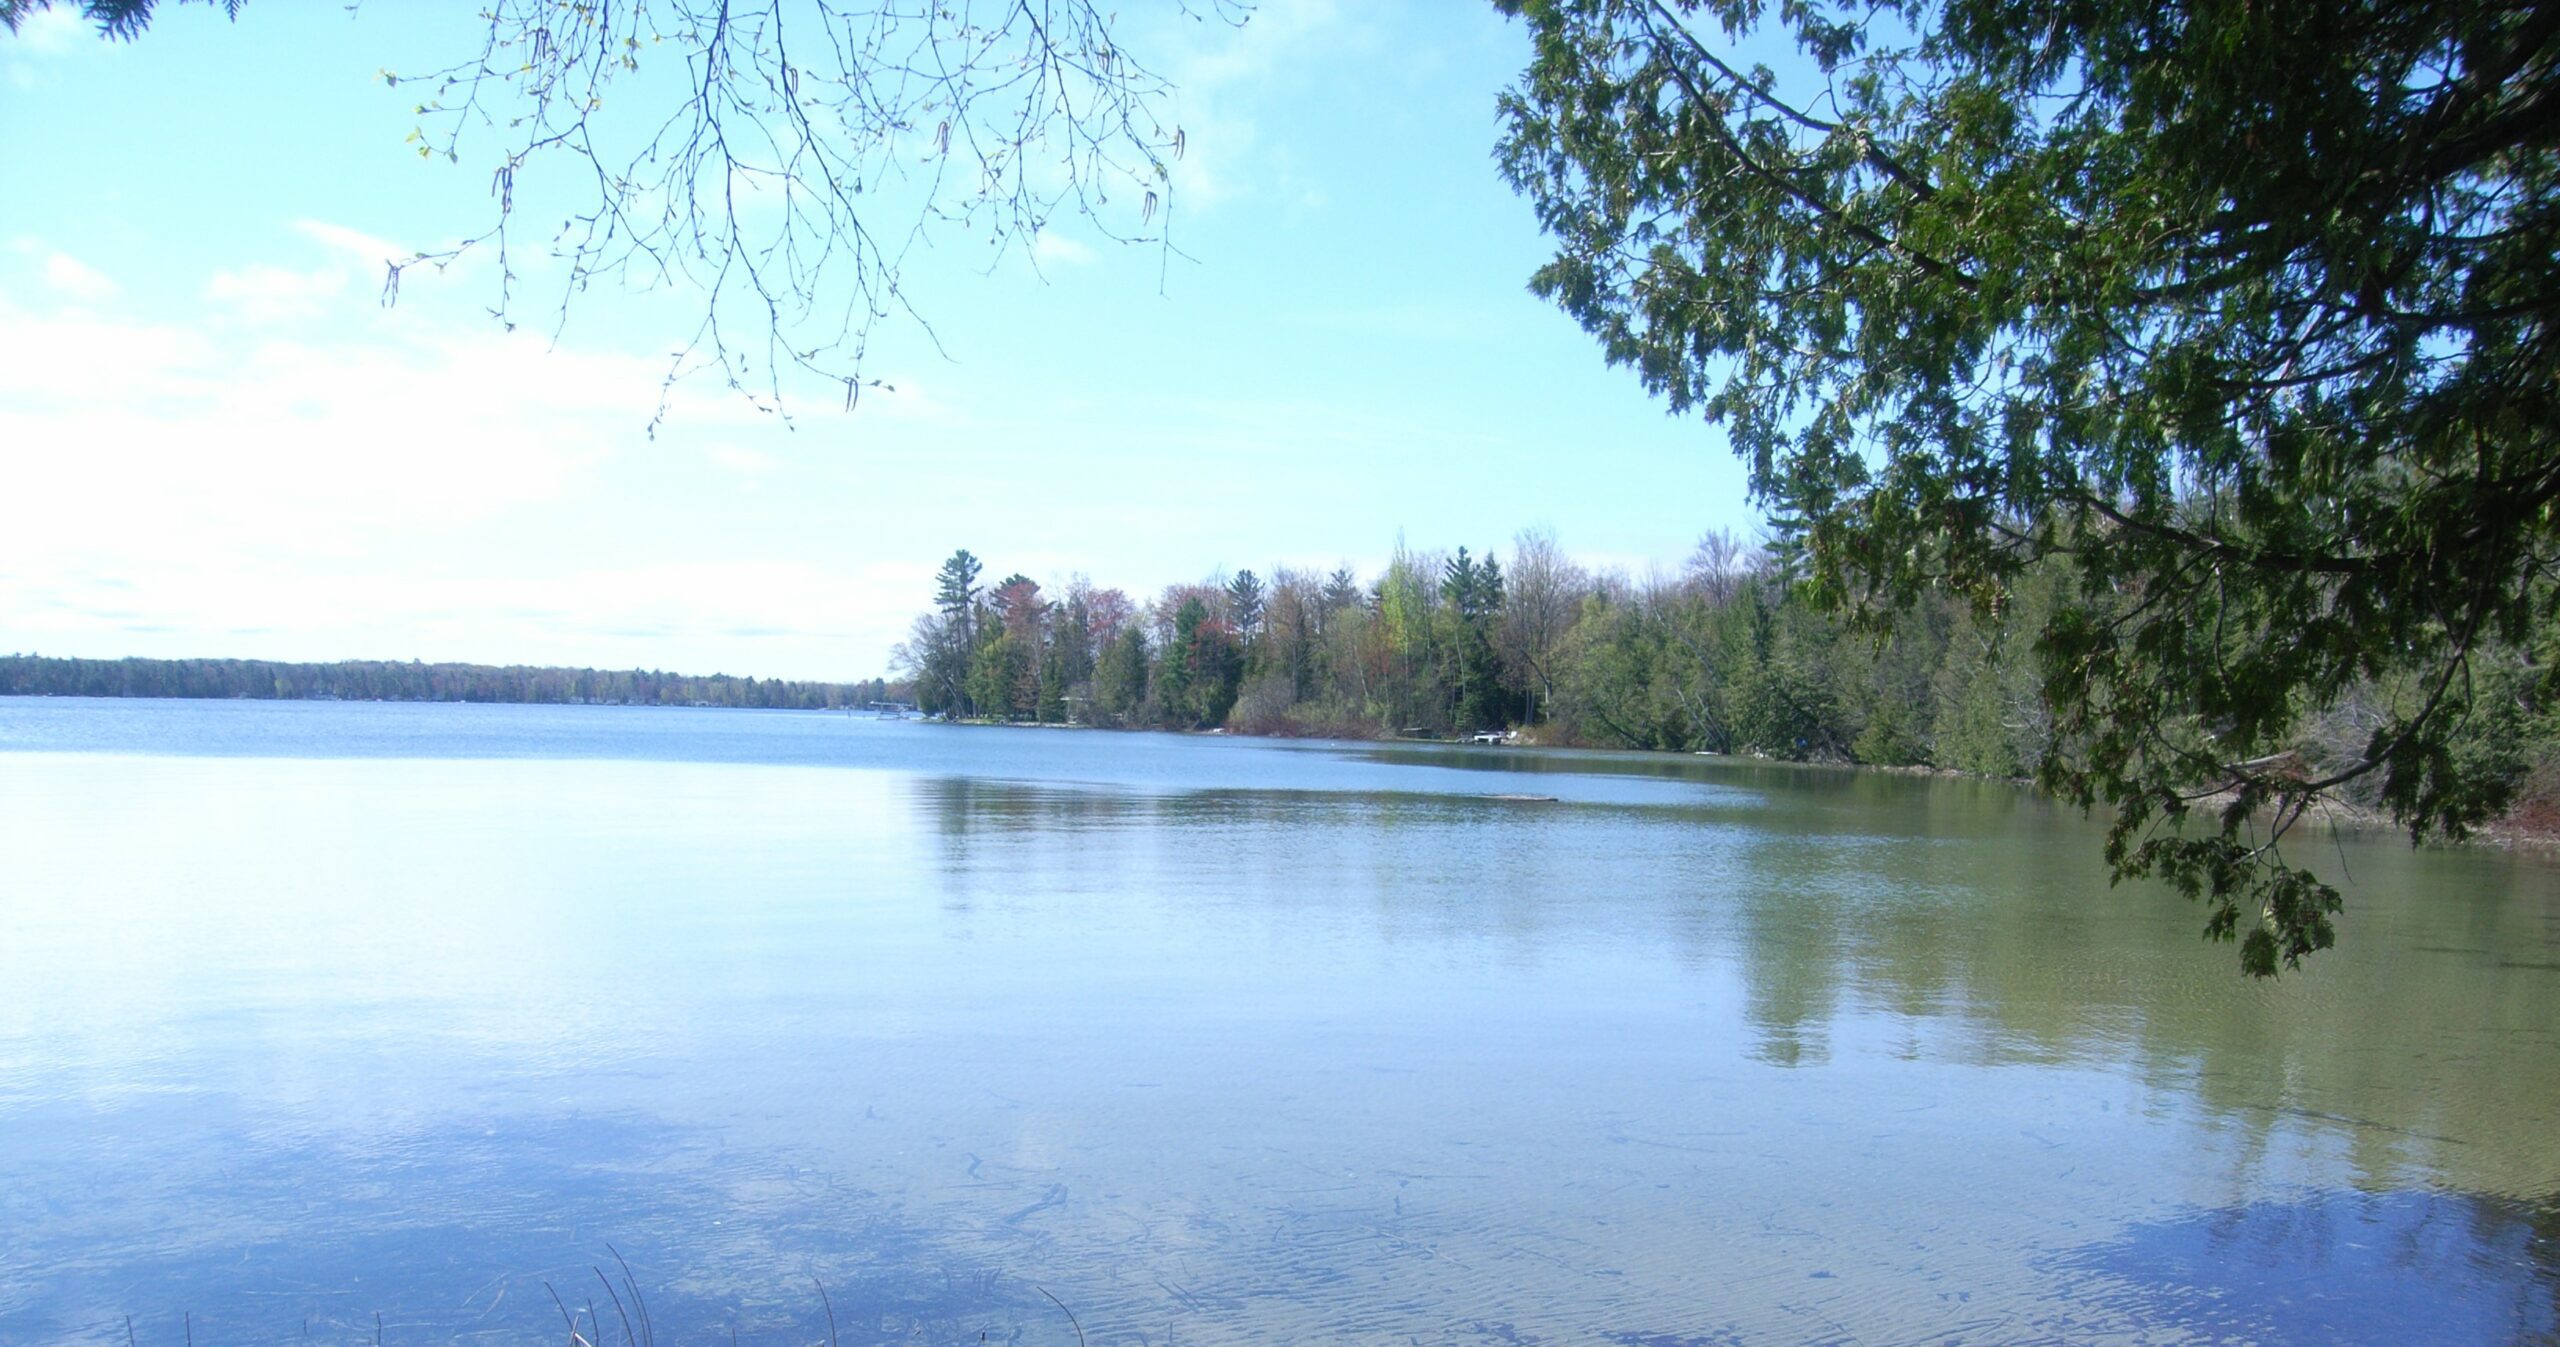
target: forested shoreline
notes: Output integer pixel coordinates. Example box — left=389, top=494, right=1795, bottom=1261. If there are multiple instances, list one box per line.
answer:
left=891, top=532, right=2075, bottom=772
left=0, top=655, right=902, bottom=711
left=896, top=532, right=2560, bottom=833
left=12, top=517, right=2555, bottom=842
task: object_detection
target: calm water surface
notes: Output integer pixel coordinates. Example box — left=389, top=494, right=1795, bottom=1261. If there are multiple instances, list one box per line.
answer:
left=2, top=698, right=2556, bottom=1345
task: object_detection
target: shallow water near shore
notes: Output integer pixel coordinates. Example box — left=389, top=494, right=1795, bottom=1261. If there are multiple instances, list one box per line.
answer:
left=3, top=697, right=2556, bottom=1344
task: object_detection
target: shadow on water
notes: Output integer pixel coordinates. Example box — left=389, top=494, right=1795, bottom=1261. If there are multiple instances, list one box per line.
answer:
left=913, top=771, right=1700, bottom=833
left=2050, top=1188, right=2560, bottom=1346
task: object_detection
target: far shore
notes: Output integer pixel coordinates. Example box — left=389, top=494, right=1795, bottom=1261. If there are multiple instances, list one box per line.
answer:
left=11, top=682, right=2554, bottom=852
left=912, top=710, right=2560, bottom=853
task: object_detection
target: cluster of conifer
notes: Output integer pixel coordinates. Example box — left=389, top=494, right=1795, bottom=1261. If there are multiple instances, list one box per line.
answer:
left=896, top=533, right=2558, bottom=838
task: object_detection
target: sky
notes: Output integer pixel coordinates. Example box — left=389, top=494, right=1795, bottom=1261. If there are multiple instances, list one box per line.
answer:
left=1, top=1, right=1764, bottom=681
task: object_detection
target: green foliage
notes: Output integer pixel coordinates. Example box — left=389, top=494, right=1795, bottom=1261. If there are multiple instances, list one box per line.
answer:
left=1, top=0, right=241, bottom=41
left=966, top=632, right=1032, bottom=721
left=1550, top=590, right=1691, bottom=749
left=890, top=529, right=2558, bottom=977
left=1441, top=547, right=1511, bottom=731
left=1931, top=618, right=2027, bottom=779
left=1497, top=0, right=2560, bottom=972
left=1094, top=626, right=1150, bottom=726
left=905, top=549, right=990, bottom=716
left=1837, top=602, right=1946, bottom=767
left=1226, top=570, right=1265, bottom=640
left=1036, top=644, right=1069, bottom=724
left=0, top=654, right=897, bottom=709
left=934, top=551, right=984, bottom=625
left=1161, top=597, right=1243, bottom=729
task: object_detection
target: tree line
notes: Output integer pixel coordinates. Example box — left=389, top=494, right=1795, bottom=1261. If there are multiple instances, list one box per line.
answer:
left=0, top=655, right=903, bottom=711
left=893, top=533, right=2559, bottom=825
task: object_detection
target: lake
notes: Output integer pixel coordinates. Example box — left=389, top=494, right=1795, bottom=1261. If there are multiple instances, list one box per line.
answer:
left=2, top=697, right=2555, bottom=1345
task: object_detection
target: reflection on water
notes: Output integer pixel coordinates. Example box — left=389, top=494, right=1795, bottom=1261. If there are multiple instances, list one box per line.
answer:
left=1, top=698, right=2557, bottom=1344
left=2056, top=1189, right=2560, bottom=1345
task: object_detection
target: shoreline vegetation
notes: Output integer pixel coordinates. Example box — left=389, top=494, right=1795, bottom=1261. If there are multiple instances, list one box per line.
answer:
left=887, top=535, right=2560, bottom=850
left=10, top=516, right=2558, bottom=852
left=0, top=654, right=900, bottom=712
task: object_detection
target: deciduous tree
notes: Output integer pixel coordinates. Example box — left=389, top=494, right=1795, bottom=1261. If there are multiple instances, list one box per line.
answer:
left=12, top=0, right=1240, bottom=423
left=1501, top=527, right=1584, bottom=724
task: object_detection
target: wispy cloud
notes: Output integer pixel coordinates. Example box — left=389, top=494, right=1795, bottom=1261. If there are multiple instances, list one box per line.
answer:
left=0, top=301, right=655, bottom=563
left=4, top=7, right=97, bottom=92
left=1155, top=0, right=1356, bottom=211
left=293, top=218, right=407, bottom=264
left=42, top=250, right=117, bottom=300
left=705, top=444, right=782, bottom=476
left=8, top=239, right=119, bottom=302
left=198, top=218, right=415, bottom=323
left=1032, top=232, right=1096, bottom=268
left=10, top=6, right=87, bottom=53
left=1, top=555, right=937, bottom=680
left=0, top=204, right=947, bottom=678
left=203, top=260, right=349, bottom=322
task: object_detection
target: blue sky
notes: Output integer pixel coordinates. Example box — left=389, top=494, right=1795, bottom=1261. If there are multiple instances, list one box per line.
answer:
left=1, top=2, right=1762, bottom=680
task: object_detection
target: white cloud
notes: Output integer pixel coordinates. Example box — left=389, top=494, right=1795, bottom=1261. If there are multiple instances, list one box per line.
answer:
left=8, top=240, right=118, bottom=302
left=293, top=218, right=407, bottom=264
left=41, top=250, right=117, bottom=301
left=0, top=555, right=932, bottom=681
left=0, top=300, right=217, bottom=399
left=706, top=444, right=781, bottom=476
left=1155, top=0, right=1354, bottom=210
left=1032, top=232, right=1095, bottom=268
left=202, top=260, right=349, bottom=322
left=198, top=219, right=420, bottom=323
left=0, top=206, right=925, bottom=674
left=10, top=6, right=86, bottom=53
left=0, top=294, right=657, bottom=565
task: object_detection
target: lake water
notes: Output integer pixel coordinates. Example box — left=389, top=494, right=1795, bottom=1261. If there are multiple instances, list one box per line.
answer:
left=2, top=697, right=2556, bottom=1345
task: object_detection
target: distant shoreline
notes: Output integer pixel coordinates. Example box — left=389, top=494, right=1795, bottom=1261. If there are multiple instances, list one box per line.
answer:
left=0, top=653, right=903, bottom=713
left=11, top=660, right=2554, bottom=851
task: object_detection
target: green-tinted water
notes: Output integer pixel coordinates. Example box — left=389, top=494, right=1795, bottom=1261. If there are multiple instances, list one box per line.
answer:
left=1, top=699, right=2553, bottom=1343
